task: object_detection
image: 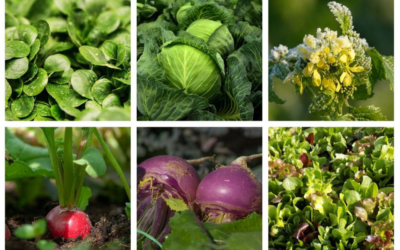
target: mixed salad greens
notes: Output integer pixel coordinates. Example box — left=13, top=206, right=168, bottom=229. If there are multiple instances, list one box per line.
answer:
left=137, top=0, right=262, bottom=121
left=5, top=0, right=131, bottom=121
left=269, top=127, right=394, bottom=250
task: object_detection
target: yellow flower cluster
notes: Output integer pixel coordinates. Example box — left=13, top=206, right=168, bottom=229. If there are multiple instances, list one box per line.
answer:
left=286, top=28, right=364, bottom=94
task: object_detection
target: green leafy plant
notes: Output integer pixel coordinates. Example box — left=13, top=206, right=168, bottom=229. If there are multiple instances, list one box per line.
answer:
left=269, top=2, right=393, bottom=121
left=5, top=0, right=131, bottom=121
left=14, top=219, right=57, bottom=250
left=137, top=0, right=262, bottom=121
left=268, top=127, right=394, bottom=249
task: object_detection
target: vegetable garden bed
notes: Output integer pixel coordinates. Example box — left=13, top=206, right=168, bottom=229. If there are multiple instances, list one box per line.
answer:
left=268, top=127, right=394, bottom=249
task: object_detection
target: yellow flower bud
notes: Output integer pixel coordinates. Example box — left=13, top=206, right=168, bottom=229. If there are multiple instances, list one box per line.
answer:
left=351, top=66, right=364, bottom=73
left=348, top=49, right=355, bottom=61
left=303, top=62, right=314, bottom=77
left=324, top=47, right=330, bottom=53
left=304, top=35, right=316, bottom=49
left=312, top=70, right=321, bottom=87
left=322, top=78, right=335, bottom=92
left=331, top=44, right=342, bottom=55
left=328, top=54, right=336, bottom=64
left=293, top=75, right=303, bottom=94
left=309, top=52, right=320, bottom=64
left=336, top=83, right=341, bottom=92
left=339, top=54, right=348, bottom=64
left=340, top=72, right=352, bottom=86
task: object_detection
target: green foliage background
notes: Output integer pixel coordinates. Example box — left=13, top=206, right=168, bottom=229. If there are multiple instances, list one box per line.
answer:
left=269, top=0, right=394, bottom=121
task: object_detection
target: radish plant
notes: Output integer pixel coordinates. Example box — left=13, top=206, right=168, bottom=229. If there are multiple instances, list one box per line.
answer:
left=269, top=2, right=393, bottom=121
left=41, top=127, right=105, bottom=239
left=40, top=127, right=131, bottom=240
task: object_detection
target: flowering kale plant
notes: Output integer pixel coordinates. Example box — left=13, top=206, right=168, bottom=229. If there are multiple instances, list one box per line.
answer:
left=269, top=2, right=393, bottom=121
left=269, top=127, right=394, bottom=250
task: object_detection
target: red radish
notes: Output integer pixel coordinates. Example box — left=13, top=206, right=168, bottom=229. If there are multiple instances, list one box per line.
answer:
left=5, top=224, right=11, bottom=240
left=196, top=155, right=262, bottom=223
left=46, top=206, right=92, bottom=239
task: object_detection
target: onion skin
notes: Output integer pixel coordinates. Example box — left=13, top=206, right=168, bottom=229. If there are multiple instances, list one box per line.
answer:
left=196, top=164, right=262, bottom=223
left=5, top=224, right=11, bottom=241
left=46, top=206, right=92, bottom=239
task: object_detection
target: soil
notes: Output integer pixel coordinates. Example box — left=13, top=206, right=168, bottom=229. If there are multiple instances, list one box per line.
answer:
left=6, top=184, right=130, bottom=250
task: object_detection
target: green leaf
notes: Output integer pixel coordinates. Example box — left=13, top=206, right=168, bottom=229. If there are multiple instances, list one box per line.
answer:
left=44, top=54, right=71, bottom=73
left=79, top=46, right=120, bottom=69
left=23, top=68, right=48, bottom=96
left=226, top=232, right=262, bottom=250
left=5, top=128, right=53, bottom=180
left=46, top=84, right=87, bottom=117
left=91, top=78, right=114, bottom=104
left=224, top=55, right=254, bottom=120
left=102, top=93, right=122, bottom=108
left=5, top=41, right=30, bottom=60
left=36, top=240, right=56, bottom=250
left=32, top=20, right=50, bottom=47
left=14, top=219, right=47, bottom=239
left=162, top=210, right=214, bottom=250
left=29, top=39, right=41, bottom=61
left=163, top=197, right=189, bottom=212
left=5, top=57, right=29, bottom=79
left=382, top=56, right=394, bottom=91
left=74, top=147, right=107, bottom=177
left=15, top=24, right=38, bottom=46
left=71, top=70, right=98, bottom=99
left=206, top=212, right=262, bottom=240
left=187, top=110, right=224, bottom=121
left=11, top=95, right=35, bottom=118
left=348, top=105, right=386, bottom=121
left=77, top=186, right=92, bottom=210
left=268, top=64, right=287, bottom=104
left=6, top=80, right=12, bottom=107
left=282, top=177, right=302, bottom=191
left=137, top=76, right=209, bottom=121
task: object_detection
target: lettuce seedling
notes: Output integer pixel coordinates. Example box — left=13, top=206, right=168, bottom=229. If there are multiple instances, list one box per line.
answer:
left=268, top=127, right=394, bottom=249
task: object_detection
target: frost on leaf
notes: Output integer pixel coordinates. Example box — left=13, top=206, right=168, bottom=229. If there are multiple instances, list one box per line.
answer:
left=328, top=1, right=354, bottom=34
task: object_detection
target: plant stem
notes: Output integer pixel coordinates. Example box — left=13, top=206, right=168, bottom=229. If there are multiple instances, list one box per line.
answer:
left=306, top=85, right=317, bottom=99
left=41, top=128, right=65, bottom=206
left=93, top=128, right=131, bottom=202
left=186, top=156, right=215, bottom=165
left=137, top=229, right=162, bottom=248
left=232, top=153, right=262, bottom=165
left=73, top=128, right=93, bottom=207
left=63, top=128, right=74, bottom=208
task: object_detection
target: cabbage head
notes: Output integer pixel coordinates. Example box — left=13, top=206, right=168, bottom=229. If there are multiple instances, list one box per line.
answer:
left=186, top=19, right=234, bottom=57
left=157, top=39, right=223, bottom=100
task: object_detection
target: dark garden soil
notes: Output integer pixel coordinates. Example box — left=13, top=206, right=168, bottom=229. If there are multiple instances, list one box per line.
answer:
left=6, top=185, right=130, bottom=250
